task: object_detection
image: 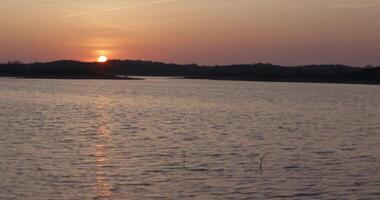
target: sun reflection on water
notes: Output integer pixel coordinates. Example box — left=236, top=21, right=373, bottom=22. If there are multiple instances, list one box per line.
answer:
left=94, top=97, right=113, bottom=200
left=98, top=125, right=110, bottom=136
left=95, top=143, right=113, bottom=199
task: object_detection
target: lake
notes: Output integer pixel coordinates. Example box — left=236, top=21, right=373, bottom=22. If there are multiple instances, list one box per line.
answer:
left=1, top=78, right=380, bottom=199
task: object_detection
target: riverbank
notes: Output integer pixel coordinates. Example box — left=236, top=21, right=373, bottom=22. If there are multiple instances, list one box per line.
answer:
left=0, top=74, right=144, bottom=80
left=183, top=76, right=380, bottom=85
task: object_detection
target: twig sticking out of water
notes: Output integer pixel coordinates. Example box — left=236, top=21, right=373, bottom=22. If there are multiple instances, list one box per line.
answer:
left=259, top=153, right=268, bottom=171
left=183, top=150, right=186, bottom=168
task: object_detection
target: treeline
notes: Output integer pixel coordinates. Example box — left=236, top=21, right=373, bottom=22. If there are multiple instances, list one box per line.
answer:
left=0, top=60, right=379, bottom=84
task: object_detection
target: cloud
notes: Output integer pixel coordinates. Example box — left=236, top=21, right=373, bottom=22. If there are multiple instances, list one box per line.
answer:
left=329, top=3, right=379, bottom=9
left=64, top=0, right=178, bottom=18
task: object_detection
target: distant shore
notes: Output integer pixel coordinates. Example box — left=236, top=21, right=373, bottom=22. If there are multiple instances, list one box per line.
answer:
left=0, top=74, right=143, bottom=80
left=1, top=74, right=378, bottom=85
left=184, top=76, right=380, bottom=85
left=1, top=60, right=379, bottom=85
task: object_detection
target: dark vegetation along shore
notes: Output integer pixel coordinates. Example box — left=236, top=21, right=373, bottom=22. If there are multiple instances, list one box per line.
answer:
left=1, top=60, right=380, bottom=84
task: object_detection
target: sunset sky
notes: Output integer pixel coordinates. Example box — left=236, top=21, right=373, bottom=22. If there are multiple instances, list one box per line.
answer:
left=1, top=0, right=380, bottom=66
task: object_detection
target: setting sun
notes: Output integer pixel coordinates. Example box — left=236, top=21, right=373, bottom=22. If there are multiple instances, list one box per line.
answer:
left=97, top=56, right=108, bottom=63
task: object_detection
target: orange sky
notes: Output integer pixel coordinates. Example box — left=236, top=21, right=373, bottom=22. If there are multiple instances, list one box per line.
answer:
left=1, top=0, right=380, bottom=66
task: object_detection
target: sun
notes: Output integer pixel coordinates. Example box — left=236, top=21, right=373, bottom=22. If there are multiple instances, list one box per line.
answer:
left=97, top=56, right=108, bottom=63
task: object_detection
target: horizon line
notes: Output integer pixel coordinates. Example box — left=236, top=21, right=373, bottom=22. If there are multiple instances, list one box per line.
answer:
left=2, top=59, right=378, bottom=68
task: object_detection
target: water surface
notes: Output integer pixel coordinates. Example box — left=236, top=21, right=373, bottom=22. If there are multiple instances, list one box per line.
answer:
left=1, top=78, right=380, bottom=199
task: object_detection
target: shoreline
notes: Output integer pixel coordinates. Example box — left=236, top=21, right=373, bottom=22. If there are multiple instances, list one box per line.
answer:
left=1, top=60, right=379, bottom=85
left=0, top=74, right=144, bottom=80
left=182, top=76, right=380, bottom=85
left=1, top=74, right=379, bottom=86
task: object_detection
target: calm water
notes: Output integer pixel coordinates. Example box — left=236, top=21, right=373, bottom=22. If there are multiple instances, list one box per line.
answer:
left=1, top=78, right=380, bottom=199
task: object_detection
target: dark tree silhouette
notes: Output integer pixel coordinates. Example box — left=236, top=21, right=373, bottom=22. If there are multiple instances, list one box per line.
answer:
left=0, top=59, right=379, bottom=84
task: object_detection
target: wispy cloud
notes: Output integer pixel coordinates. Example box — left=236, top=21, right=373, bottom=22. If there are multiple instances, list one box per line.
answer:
left=64, top=0, right=177, bottom=18
left=329, top=3, right=379, bottom=9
